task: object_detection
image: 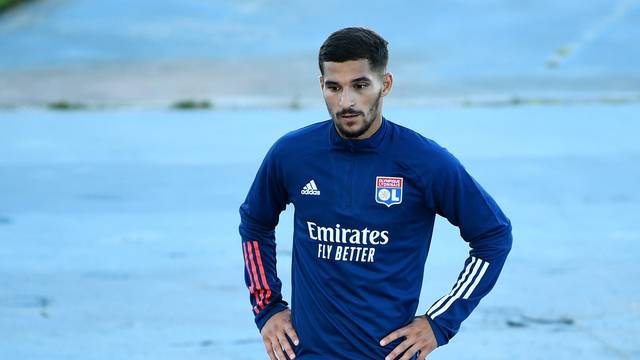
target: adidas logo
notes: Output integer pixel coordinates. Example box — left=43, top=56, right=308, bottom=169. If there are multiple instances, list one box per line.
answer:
left=301, top=180, right=321, bottom=196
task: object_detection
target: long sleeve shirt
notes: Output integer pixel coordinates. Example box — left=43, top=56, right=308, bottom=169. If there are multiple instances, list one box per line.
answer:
left=239, top=116, right=512, bottom=359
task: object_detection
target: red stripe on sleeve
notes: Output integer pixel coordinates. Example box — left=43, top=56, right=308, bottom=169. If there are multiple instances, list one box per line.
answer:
left=247, top=241, right=267, bottom=311
left=243, top=242, right=261, bottom=314
left=252, top=240, right=272, bottom=306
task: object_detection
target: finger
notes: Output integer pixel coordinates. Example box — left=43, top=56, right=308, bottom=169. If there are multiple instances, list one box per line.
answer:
left=278, top=333, right=297, bottom=359
left=417, top=348, right=429, bottom=360
left=263, top=339, right=278, bottom=360
left=285, top=326, right=300, bottom=346
left=417, top=341, right=436, bottom=360
left=416, top=350, right=429, bottom=360
left=385, top=338, right=413, bottom=360
left=399, top=344, right=419, bottom=360
left=272, top=337, right=288, bottom=360
left=380, top=327, right=408, bottom=347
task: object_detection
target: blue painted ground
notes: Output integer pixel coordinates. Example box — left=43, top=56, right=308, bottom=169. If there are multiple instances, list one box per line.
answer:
left=2, top=0, right=639, bottom=75
left=1, top=0, right=639, bottom=106
left=1, top=105, right=639, bottom=359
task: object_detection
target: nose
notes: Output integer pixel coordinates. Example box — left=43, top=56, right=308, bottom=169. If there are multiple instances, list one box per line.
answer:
left=339, top=88, right=355, bottom=107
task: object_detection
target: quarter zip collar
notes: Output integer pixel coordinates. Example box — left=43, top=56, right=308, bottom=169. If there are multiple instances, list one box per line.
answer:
left=329, top=116, right=389, bottom=152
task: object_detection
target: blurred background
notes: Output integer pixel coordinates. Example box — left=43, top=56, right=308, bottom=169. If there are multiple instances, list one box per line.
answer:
left=1, top=1, right=639, bottom=359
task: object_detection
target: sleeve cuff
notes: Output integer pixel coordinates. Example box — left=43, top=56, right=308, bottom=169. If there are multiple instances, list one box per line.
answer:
left=425, top=314, right=448, bottom=347
left=255, top=301, right=289, bottom=332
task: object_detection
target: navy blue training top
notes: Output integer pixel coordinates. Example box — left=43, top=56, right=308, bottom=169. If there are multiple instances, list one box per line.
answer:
left=239, top=117, right=512, bottom=359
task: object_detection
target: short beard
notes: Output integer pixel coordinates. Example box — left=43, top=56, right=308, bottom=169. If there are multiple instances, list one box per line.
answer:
left=332, top=89, right=383, bottom=139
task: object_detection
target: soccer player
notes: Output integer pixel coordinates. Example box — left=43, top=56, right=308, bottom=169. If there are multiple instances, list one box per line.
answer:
left=239, top=27, right=512, bottom=360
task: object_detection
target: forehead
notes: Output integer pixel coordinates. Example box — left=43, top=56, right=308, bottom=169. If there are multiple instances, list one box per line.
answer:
left=322, top=59, right=377, bottom=82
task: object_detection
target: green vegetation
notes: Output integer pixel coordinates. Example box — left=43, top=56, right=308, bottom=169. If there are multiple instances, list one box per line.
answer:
left=0, top=0, right=28, bottom=13
left=289, top=96, right=302, bottom=110
left=458, top=95, right=640, bottom=108
left=600, top=96, right=632, bottom=105
left=171, top=99, right=213, bottom=110
left=545, top=59, right=559, bottom=69
left=47, top=101, right=87, bottom=110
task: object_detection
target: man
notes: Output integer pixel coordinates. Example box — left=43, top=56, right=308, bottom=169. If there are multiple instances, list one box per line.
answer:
left=239, top=27, right=512, bottom=360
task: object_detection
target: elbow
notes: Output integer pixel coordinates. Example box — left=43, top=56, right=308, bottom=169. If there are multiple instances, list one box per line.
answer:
left=502, top=223, right=513, bottom=256
left=469, top=220, right=512, bottom=260
left=238, top=202, right=276, bottom=240
left=493, top=220, right=513, bottom=256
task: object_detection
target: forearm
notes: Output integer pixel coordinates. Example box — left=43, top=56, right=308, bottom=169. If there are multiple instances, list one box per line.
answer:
left=240, top=206, right=289, bottom=330
left=425, top=223, right=512, bottom=346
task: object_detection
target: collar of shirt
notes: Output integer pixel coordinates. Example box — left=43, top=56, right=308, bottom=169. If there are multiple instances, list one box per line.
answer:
left=329, top=116, right=389, bottom=153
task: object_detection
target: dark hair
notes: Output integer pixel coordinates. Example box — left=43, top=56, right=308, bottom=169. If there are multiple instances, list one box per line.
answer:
left=318, top=27, right=389, bottom=75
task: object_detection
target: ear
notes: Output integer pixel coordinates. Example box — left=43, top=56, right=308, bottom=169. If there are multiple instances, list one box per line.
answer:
left=319, top=75, right=324, bottom=90
left=382, top=72, right=393, bottom=96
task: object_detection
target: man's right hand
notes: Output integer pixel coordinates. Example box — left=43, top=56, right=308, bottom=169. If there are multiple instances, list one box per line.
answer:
left=260, top=308, right=300, bottom=360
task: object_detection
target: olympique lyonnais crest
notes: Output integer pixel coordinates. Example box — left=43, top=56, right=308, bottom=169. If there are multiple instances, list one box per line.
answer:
left=375, top=176, right=403, bottom=207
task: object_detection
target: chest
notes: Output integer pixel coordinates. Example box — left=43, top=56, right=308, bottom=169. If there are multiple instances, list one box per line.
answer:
left=285, top=152, right=427, bottom=226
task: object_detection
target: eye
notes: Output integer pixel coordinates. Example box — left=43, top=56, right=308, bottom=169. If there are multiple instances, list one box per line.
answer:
left=327, top=86, right=340, bottom=92
left=355, top=83, right=369, bottom=89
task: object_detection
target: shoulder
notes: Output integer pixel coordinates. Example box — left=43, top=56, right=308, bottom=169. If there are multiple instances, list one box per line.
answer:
left=279, top=119, right=332, bottom=144
left=268, top=119, right=332, bottom=160
left=385, top=120, right=458, bottom=169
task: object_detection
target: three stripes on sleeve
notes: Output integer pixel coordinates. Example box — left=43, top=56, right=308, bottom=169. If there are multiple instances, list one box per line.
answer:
left=243, top=240, right=272, bottom=315
left=244, top=241, right=490, bottom=321
left=427, top=256, right=490, bottom=319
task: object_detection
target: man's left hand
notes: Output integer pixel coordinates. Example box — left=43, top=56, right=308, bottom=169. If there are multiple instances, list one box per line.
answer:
left=380, top=315, right=437, bottom=360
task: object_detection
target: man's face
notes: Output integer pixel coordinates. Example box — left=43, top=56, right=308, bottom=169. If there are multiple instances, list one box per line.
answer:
left=320, top=59, right=392, bottom=139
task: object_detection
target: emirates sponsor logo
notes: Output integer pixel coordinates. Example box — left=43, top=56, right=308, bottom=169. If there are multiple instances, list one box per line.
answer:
left=306, top=221, right=390, bottom=263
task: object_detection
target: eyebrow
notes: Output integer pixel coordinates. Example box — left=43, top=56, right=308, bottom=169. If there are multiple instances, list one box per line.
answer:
left=324, top=77, right=372, bottom=86
left=351, top=77, right=372, bottom=83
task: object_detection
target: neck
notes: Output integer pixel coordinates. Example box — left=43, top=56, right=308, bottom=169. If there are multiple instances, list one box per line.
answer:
left=358, top=115, right=382, bottom=140
left=336, top=113, right=383, bottom=140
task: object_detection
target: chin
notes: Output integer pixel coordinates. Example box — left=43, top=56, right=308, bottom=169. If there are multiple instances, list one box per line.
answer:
left=341, top=125, right=368, bottom=139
